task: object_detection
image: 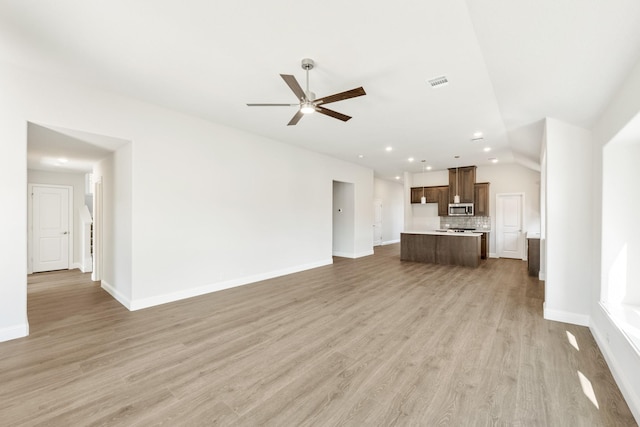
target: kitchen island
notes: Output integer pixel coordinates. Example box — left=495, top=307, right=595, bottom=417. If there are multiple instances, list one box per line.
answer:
left=400, top=231, right=481, bottom=268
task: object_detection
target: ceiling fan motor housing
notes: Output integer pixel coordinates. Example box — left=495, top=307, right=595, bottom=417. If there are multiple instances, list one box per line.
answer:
left=301, top=58, right=314, bottom=70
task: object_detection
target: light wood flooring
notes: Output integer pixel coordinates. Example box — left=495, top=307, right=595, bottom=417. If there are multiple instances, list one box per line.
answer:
left=1, top=244, right=636, bottom=426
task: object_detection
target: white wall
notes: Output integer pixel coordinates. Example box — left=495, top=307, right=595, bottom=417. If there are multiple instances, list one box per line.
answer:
left=589, top=57, right=640, bottom=421
left=408, top=170, right=447, bottom=232
left=333, top=181, right=355, bottom=257
left=540, top=129, right=547, bottom=280
left=0, top=102, right=28, bottom=342
left=0, top=61, right=374, bottom=338
left=373, top=178, right=404, bottom=244
left=130, top=127, right=373, bottom=308
left=543, top=118, right=593, bottom=326
left=602, top=139, right=640, bottom=305
left=413, top=170, right=449, bottom=187
left=93, top=144, right=133, bottom=305
left=27, top=169, right=86, bottom=270
left=411, top=203, right=440, bottom=232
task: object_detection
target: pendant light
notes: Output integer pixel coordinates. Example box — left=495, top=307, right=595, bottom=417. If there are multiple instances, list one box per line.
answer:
left=454, top=155, right=461, bottom=204
left=420, top=160, right=427, bottom=204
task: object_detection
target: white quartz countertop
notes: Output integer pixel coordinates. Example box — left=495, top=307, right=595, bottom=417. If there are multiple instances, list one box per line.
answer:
left=402, top=230, right=482, bottom=237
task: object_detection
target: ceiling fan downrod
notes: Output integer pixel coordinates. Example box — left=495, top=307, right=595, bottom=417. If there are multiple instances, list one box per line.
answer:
left=300, top=58, right=315, bottom=112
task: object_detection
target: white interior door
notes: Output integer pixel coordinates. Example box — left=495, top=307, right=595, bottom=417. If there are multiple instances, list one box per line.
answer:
left=32, top=185, right=71, bottom=272
left=373, top=199, right=382, bottom=246
left=496, top=193, right=524, bottom=259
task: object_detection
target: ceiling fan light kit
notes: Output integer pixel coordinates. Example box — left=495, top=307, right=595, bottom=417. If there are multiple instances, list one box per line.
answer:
left=300, top=102, right=315, bottom=114
left=247, top=58, right=366, bottom=125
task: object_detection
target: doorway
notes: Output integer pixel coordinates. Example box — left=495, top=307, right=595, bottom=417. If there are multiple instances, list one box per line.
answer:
left=28, top=184, right=73, bottom=273
left=373, top=198, right=382, bottom=246
left=332, top=181, right=355, bottom=257
left=496, top=193, right=525, bottom=259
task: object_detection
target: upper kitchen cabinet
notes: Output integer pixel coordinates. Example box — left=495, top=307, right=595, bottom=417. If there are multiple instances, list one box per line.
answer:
left=410, top=186, right=442, bottom=204
left=410, top=187, right=424, bottom=204
left=436, top=186, right=449, bottom=216
left=474, top=182, right=490, bottom=217
left=448, top=166, right=476, bottom=204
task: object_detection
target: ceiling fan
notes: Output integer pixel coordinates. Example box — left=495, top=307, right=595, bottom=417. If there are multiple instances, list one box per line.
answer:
left=247, top=58, right=366, bottom=126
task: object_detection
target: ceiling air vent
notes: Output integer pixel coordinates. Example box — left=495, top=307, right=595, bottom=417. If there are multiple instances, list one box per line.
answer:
left=427, top=76, right=449, bottom=88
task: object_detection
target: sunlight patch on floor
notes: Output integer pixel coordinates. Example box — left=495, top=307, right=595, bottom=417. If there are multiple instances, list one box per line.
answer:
left=578, top=371, right=599, bottom=409
left=566, top=330, right=579, bottom=351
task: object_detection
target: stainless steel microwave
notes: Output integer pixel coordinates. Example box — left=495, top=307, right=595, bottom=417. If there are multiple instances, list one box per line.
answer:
left=448, top=203, right=474, bottom=216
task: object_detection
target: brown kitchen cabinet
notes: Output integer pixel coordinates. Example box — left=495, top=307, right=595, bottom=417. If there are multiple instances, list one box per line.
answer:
left=448, top=166, right=476, bottom=204
left=480, top=232, right=489, bottom=259
left=411, top=186, right=444, bottom=204
left=410, top=187, right=424, bottom=204
left=425, top=186, right=440, bottom=203
left=474, top=182, right=490, bottom=217
left=528, top=237, right=540, bottom=277
left=436, top=186, right=449, bottom=216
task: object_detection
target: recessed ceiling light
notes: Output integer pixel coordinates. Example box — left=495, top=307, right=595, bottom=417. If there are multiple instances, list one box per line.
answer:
left=426, top=166, right=432, bottom=170
left=473, top=132, right=483, bottom=139
left=395, top=176, right=401, bottom=180
left=385, top=146, right=393, bottom=152
left=408, top=157, right=414, bottom=162
left=57, top=157, right=68, bottom=163
left=490, top=158, right=498, bottom=163
left=483, top=147, right=491, bottom=152
left=358, top=154, right=364, bottom=158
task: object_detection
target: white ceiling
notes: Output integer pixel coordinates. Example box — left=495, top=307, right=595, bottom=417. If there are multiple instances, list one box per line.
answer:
left=27, top=123, right=129, bottom=173
left=3, top=0, right=640, bottom=180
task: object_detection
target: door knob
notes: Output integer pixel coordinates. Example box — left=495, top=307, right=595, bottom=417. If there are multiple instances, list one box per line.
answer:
left=62, top=231, right=68, bottom=235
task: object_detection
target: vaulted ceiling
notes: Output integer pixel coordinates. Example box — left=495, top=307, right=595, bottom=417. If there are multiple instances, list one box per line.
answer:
left=3, top=0, right=640, bottom=179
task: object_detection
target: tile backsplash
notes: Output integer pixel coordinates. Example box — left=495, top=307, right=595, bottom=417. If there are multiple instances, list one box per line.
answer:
left=440, top=216, right=491, bottom=230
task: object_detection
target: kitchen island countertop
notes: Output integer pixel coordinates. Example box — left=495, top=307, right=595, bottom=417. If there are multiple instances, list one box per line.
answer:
left=403, top=230, right=482, bottom=237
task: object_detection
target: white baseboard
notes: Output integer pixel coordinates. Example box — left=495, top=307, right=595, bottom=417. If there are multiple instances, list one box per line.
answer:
left=71, top=262, right=82, bottom=270
left=590, top=306, right=640, bottom=424
left=355, top=250, right=374, bottom=258
left=538, top=271, right=545, bottom=281
left=489, top=252, right=498, bottom=258
left=543, top=302, right=590, bottom=326
left=333, top=250, right=374, bottom=259
left=382, top=239, right=400, bottom=245
left=0, top=322, right=29, bottom=343
left=80, top=256, right=93, bottom=273
left=333, top=251, right=354, bottom=258
left=128, top=258, right=334, bottom=311
left=101, top=280, right=133, bottom=310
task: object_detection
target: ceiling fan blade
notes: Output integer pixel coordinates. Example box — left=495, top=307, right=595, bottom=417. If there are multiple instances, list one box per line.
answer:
left=280, top=74, right=306, bottom=101
left=247, top=103, right=298, bottom=106
left=314, top=87, right=366, bottom=106
left=316, top=106, right=352, bottom=122
left=287, top=110, right=304, bottom=126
